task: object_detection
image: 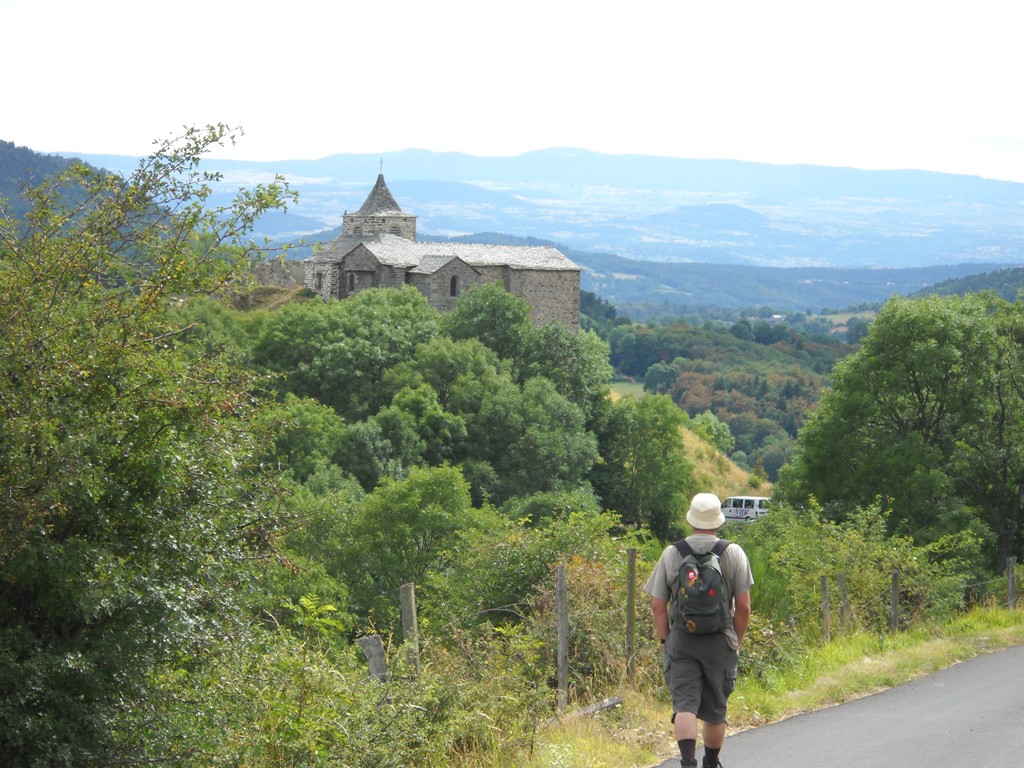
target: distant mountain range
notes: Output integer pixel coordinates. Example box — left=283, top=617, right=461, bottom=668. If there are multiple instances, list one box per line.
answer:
left=8, top=142, right=1024, bottom=312
left=69, top=147, right=1024, bottom=267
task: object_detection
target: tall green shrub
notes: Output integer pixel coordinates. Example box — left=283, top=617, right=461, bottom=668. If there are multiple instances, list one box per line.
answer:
left=0, top=125, right=294, bottom=765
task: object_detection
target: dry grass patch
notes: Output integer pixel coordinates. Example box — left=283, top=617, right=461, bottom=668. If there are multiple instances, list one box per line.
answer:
left=230, top=285, right=309, bottom=311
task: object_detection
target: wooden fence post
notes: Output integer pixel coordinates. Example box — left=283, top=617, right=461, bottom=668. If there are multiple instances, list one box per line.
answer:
left=358, top=635, right=388, bottom=681
left=626, top=548, right=637, bottom=686
left=400, top=582, right=420, bottom=673
left=556, top=564, right=568, bottom=711
left=821, top=575, right=831, bottom=642
left=837, top=573, right=851, bottom=633
left=890, top=571, right=901, bottom=631
left=1008, top=557, right=1018, bottom=610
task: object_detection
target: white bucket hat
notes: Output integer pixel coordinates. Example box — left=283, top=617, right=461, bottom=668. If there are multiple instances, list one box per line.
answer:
left=686, top=492, right=725, bottom=530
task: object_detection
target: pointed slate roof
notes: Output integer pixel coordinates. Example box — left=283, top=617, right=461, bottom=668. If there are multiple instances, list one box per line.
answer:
left=354, top=173, right=405, bottom=216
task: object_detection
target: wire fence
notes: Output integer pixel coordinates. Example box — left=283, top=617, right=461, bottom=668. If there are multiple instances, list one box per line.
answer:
left=357, top=553, right=1020, bottom=712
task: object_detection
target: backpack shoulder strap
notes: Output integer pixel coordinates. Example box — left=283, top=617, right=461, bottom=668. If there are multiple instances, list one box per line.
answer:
left=711, top=539, right=731, bottom=557
left=673, top=540, right=695, bottom=558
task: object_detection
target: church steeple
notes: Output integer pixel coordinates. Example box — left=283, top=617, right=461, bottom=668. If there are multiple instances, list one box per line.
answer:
left=343, top=173, right=416, bottom=240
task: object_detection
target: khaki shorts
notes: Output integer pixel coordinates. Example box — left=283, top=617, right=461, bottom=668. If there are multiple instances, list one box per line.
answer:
left=663, top=630, right=739, bottom=724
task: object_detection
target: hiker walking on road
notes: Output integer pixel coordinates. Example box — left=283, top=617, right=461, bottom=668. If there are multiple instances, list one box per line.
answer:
left=644, top=493, right=754, bottom=768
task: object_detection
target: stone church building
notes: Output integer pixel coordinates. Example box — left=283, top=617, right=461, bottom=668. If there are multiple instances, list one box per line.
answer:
left=303, top=174, right=581, bottom=327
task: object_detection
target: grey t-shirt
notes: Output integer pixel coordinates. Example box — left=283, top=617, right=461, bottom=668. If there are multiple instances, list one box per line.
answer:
left=643, top=533, right=754, bottom=650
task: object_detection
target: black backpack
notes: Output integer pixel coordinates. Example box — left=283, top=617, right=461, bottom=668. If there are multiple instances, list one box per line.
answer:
left=671, top=539, right=732, bottom=635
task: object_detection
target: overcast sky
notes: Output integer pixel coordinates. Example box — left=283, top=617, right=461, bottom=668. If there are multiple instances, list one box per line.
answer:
left=6, top=0, right=1024, bottom=182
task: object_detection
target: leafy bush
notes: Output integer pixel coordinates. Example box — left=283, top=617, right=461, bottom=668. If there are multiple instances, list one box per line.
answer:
left=527, top=553, right=648, bottom=699
left=431, top=501, right=624, bottom=631
left=117, top=597, right=553, bottom=767
left=736, top=613, right=806, bottom=686
left=730, top=503, right=975, bottom=639
left=0, top=125, right=294, bottom=766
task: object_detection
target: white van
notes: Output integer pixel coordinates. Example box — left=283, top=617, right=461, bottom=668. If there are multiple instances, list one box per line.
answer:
left=721, top=496, right=771, bottom=522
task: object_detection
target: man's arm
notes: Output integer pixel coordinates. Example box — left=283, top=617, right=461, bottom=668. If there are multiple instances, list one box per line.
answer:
left=733, top=591, right=751, bottom=646
left=651, top=596, right=670, bottom=643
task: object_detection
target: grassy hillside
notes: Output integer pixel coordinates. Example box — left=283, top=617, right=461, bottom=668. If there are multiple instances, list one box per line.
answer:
left=610, top=382, right=770, bottom=501
left=681, top=423, right=771, bottom=500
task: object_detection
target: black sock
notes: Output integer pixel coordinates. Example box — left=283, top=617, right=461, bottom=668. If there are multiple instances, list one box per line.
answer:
left=678, top=739, right=696, bottom=762
left=703, top=746, right=721, bottom=767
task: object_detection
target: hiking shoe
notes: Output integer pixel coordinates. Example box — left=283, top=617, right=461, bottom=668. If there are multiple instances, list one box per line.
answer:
left=702, top=760, right=723, bottom=768
left=680, top=761, right=697, bottom=768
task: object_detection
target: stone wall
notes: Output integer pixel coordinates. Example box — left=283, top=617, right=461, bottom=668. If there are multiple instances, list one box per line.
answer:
left=343, top=214, right=416, bottom=240
left=254, top=257, right=305, bottom=288
left=421, top=260, right=483, bottom=313
left=509, top=269, right=581, bottom=328
left=304, top=261, right=339, bottom=299
left=378, top=265, right=408, bottom=290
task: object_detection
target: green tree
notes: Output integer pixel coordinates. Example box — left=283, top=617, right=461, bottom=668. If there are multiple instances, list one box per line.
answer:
left=442, top=281, right=531, bottom=363
left=384, top=383, right=468, bottom=465
left=434, top=495, right=622, bottom=629
left=337, top=418, right=402, bottom=490
left=729, top=319, right=755, bottom=341
left=380, top=333, right=602, bottom=503
left=338, top=465, right=477, bottom=626
left=0, top=125, right=293, bottom=765
left=168, top=295, right=256, bottom=363
left=252, top=393, right=349, bottom=482
left=591, top=394, right=694, bottom=539
left=468, top=376, right=598, bottom=505
left=952, top=299, right=1024, bottom=566
left=845, top=315, right=871, bottom=343
left=519, top=322, right=613, bottom=423
left=644, top=360, right=679, bottom=394
left=252, top=286, right=439, bottom=420
left=354, top=384, right=470, bottom=486
left=248, top=297, right=340, bottom=383
left=262, top=467, right=364, bottom=626
left=381, top=335, right=508, bottom=412
left=776, top=295, right=1002, bottom=549
left=692, top=409, right=736, bottom=454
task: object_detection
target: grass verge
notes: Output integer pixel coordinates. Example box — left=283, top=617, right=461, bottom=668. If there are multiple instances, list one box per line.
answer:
left=481, top=607, right=1024, bottom=768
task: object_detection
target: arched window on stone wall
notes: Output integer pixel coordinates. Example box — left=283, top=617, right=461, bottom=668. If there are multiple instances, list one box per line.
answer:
left=314, top=272, right=323, bottom=291
left=348, top=273, right=356, bottom=293
left=449, top=275, right=459, bottom=297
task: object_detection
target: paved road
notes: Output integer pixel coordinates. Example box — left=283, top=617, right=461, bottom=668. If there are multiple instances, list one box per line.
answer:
left=653, top=644, right=1024, bottom=768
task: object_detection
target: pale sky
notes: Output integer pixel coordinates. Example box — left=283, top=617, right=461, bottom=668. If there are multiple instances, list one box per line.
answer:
left=6, top=0, right=1024, bottom=183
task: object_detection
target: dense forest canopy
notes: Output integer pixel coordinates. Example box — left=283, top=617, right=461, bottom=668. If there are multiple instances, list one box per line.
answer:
left=910, top=265, right=1024, bottom=303
left=0, top=139, right=74, bottom=191
left=0, top=139, right=85, bottom=219
left=580, top=295, right=853, bottom=480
